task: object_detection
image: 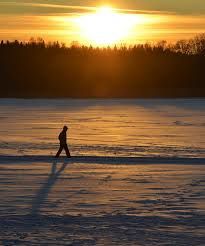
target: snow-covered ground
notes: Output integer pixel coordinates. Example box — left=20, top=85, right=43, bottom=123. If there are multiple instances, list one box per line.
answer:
left=0, top=99, right=204, bottom=245
left=0, top=99, right=204, bottom=158
left=0, top=159, right=205, bottom=245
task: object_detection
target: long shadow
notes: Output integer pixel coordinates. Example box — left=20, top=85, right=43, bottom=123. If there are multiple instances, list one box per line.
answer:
left=30, top=160, right=69, bottom=216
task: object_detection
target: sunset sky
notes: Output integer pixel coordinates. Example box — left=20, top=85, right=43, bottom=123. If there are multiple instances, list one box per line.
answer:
left=1, top=0, right=205, bottom=46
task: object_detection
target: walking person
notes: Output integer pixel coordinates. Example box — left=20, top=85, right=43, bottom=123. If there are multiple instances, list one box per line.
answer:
left=55, top=125, right=71, bottom=158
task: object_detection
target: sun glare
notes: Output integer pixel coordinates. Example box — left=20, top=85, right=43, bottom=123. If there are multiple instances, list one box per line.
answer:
left=74, top=6, right=138, bottom=46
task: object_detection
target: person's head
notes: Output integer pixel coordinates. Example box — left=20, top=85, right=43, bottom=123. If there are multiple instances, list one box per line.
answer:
left=63, top=125, right=68, bottom=131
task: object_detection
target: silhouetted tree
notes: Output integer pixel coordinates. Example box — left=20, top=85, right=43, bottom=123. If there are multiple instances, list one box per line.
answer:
left=0, top=34, right=205, bottom=98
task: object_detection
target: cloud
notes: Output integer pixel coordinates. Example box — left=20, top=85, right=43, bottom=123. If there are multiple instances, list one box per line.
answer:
left=1, top=0, right=205, bottom=15
left=0, top=1, right=205, bottom=45
left=0, top=1, right=175, bottom=15
left=0, top=1, right=94, bottom=15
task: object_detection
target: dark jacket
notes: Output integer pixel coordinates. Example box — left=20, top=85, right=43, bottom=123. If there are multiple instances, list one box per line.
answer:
left=59, top=130, right=67, bottom=145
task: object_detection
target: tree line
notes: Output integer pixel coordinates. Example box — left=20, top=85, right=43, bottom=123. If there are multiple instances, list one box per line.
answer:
left=0, top=35, right=205, bottom=98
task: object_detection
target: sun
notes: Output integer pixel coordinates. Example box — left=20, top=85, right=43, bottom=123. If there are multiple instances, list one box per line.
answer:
left=74, top=6, right=137, bottom=46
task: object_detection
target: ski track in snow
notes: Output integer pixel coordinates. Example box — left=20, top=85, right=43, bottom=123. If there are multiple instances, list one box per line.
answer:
left=0, top=98, right=204, bottom=158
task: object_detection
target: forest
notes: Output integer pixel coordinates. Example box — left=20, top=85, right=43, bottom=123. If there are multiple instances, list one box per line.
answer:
left=0, top=34, right=205, bottom=98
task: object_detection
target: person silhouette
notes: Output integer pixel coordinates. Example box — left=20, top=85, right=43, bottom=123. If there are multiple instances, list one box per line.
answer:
left=55, top=125, right=71, bottom=158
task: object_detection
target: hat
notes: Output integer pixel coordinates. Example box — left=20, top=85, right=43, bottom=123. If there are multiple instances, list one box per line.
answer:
left=63, top=125, right=68, bottom=130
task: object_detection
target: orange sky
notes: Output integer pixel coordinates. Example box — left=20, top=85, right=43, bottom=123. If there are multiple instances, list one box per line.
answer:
left=0, top=1, right=205, bottom=45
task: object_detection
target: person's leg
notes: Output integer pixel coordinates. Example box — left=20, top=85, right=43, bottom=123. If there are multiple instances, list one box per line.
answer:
left=64, top=144, right=71, bottom=157
left=55, top=145, right=63, bottom=158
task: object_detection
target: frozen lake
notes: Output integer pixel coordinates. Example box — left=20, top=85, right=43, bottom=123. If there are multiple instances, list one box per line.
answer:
left=0, top=99, right=205, bottom=245
left=0, top=98, right=204, bottom=158
left=0, top=161, right=205, bottom=245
